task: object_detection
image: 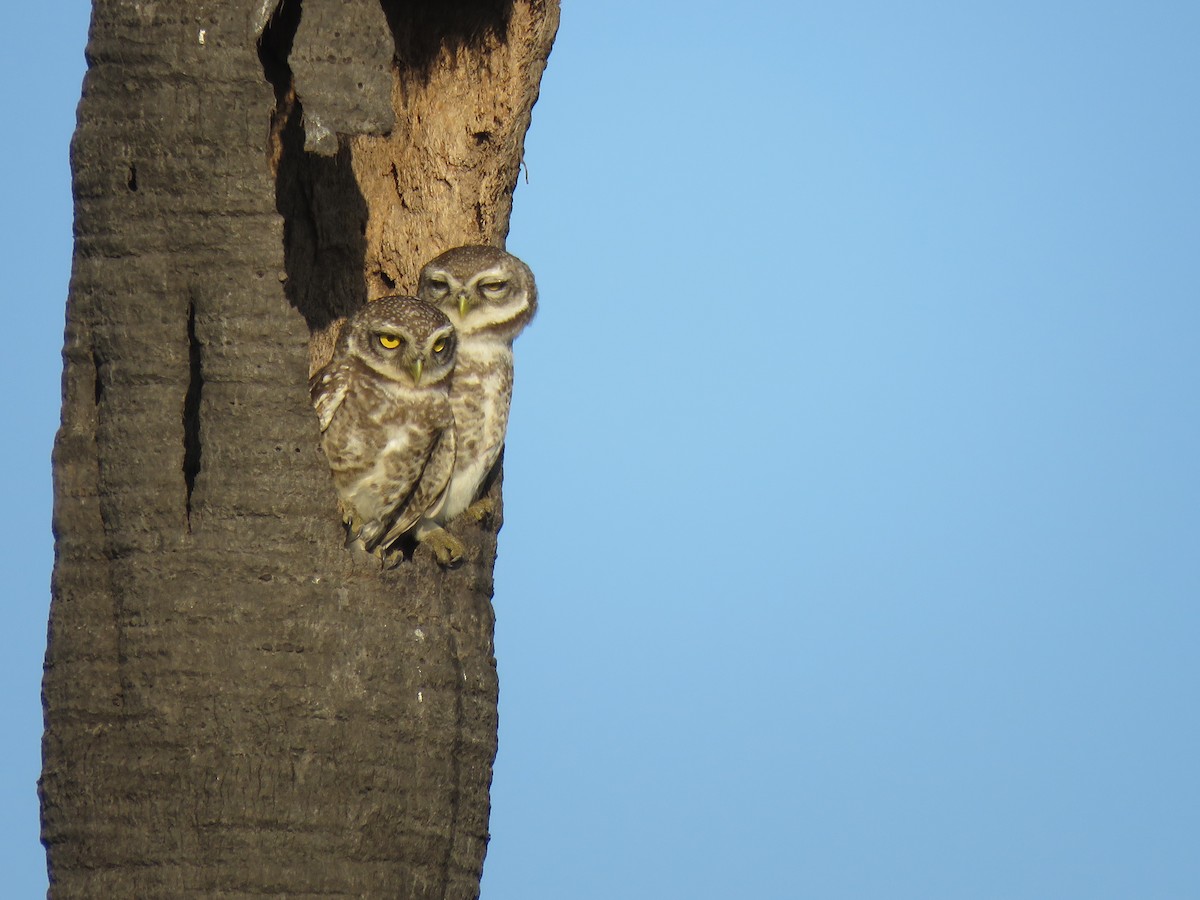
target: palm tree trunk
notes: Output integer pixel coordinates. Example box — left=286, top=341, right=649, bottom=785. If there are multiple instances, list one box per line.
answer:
left=41, top=1, right=558, bottom=895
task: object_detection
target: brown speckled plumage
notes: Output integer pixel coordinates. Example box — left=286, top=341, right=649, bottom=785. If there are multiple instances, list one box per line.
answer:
left=309, top=296, right=458, bottom=553
left=417, top=246, right=537, bottom=522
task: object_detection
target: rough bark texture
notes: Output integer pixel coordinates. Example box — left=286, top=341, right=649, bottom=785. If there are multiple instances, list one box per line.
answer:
left=42, top=1, right=558, bottom=896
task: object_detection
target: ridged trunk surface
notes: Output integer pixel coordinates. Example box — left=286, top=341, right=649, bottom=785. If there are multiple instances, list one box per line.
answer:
left=41, top=1, right=558, bottom=896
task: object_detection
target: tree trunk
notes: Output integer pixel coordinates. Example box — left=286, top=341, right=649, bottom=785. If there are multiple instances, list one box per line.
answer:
left=41, top=1, right=558, bottom=896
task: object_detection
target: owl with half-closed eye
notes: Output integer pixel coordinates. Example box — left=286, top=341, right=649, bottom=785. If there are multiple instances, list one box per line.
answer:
left=309, top=296, right=459, bottom=561
left=417, top=245, right=537, bottom=536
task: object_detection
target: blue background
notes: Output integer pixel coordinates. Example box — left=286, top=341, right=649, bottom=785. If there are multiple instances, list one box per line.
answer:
left=4, top=2, right=1198, bottom=897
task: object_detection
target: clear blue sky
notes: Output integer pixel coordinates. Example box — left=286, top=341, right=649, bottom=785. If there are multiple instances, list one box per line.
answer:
left=4, top=2, right=1199, bottom=897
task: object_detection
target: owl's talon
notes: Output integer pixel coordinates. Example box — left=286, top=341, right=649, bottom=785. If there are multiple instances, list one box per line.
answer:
left=462, top=497, right=496, bottom=525
left=421, top=528, right=466, bottom=568
left=344, top=509, right=371, bottom=546
left=377, top=544, right=405, bottom=569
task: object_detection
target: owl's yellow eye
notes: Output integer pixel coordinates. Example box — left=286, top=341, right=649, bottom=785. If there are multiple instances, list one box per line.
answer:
left=379, top=334, right=401, bottom=349
left=432, top=337, right=447, bottom=353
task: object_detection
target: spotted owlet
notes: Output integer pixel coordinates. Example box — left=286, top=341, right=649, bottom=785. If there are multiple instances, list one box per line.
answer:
left=309, top=296, right=462, bottom=563
left=417, top=245, right=537, bottom=528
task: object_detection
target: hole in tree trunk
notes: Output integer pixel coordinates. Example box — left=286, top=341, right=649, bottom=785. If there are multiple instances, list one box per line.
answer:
left=380, top=0, right=513, bottom=77
left=183, top=301, right=203, bottom=528
left=91, top=346, right=104, bottom=405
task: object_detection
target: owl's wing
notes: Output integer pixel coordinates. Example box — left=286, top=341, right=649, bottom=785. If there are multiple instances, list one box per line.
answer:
left=374, top=423, right=457, bottom=552
left=309, top=363, right=350, bottom=432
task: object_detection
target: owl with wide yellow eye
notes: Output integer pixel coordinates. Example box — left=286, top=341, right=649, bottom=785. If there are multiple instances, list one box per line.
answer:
left=309, top=296, right=463, bottom=563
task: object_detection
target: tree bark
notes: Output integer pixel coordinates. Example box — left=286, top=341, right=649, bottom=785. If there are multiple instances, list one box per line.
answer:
left=41, top=1, right=558, bottom=896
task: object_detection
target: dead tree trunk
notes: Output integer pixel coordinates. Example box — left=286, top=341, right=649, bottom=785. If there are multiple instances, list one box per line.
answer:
left=41, top=1, right=558, bottom=895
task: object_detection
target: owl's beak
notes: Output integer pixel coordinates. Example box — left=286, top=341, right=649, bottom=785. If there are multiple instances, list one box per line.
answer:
left=410, top=359, right=423, bottom=385
left=458, top=293, right=472, bottom=318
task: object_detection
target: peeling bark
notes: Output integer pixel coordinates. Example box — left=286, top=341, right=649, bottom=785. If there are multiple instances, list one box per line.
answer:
left=42, top=1, right=558, bottom=896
